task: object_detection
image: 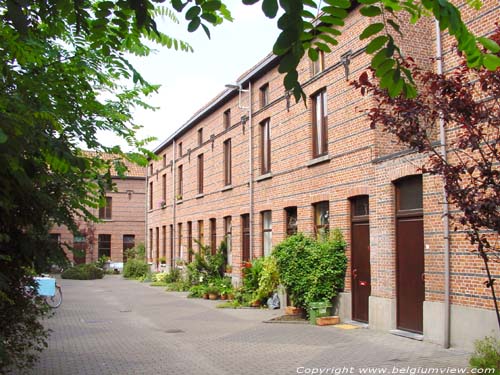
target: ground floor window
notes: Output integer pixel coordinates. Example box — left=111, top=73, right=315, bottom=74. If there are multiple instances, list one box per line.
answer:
left=285, top=206, right=298, bottom=236
left=123, top=235, right=135, bottom=263
left=262, top=211, right=272, bottom=257
left=314, top=201, right=329, bottom=239
left=98, top=234, right=111, bottom=258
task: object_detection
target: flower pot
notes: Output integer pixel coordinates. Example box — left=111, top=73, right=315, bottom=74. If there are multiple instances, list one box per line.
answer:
left=208, top=293, right=219, bottom=300
left=316, top=316, right=340, bottom=326
left=250, top=300, right=261, bottom=307
left=285, top=306, right=304, bottom=316
left=227, top=293, right=235, bottom=300
left=203, top=293, right=209, bottom=299
left=220, top=294, right=228, bottom=300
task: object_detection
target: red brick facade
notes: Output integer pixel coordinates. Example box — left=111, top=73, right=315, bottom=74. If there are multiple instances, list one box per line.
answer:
left=147, top=2, right=499, bottom=348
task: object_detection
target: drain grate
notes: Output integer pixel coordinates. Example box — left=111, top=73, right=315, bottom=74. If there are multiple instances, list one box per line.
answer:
left=164, top=329, right=184, bottom=334
left=83, top=319, right=112, bottom=324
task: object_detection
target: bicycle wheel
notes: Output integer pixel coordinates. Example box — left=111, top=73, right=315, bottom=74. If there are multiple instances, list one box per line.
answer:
left=45, top=286, right=62, bottom=308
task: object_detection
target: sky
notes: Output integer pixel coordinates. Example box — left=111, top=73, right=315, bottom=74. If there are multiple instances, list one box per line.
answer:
left=99, top=3, right=281, bottom=151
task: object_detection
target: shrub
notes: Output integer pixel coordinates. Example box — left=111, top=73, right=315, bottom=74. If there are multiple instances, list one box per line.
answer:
left=272, top=230, right=347, bottom=310
left=186, top=241, right=225, bottom=285
left=124, top=243, right=145, bottom=261
left=470, top=336, right=500, bottom=371
left=95, top=255, right=110, bottom=269
left=61, top=264, right=104, bottom=280
left=123, top=259, right=149, bottom=279
left=242, top=257, right=264, bottom=295
left=254, top=256, right=279, bottom=302
left=188, top=284, right=207, bottom=298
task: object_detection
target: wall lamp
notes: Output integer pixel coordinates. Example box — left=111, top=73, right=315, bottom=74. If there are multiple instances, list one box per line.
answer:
left=225, top=83, right=249, bottom=110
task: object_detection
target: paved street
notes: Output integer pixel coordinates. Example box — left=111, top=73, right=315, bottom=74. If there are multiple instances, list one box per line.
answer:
left=20, top=276, right=468, bottom=375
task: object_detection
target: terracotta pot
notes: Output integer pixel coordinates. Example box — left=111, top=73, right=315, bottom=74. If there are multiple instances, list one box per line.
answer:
left=227, top=293, right=235, bottom=300
left=285, top=306, right=304, bottom=316
left=250, top=300, right=261, bottom=307
left=203, top=293, right=209, bottom=299
left=208, top=293, right=219, bottom=300
left=220, top=294, right=227, bottom=300
left=316, top=316, right=340, bottom=326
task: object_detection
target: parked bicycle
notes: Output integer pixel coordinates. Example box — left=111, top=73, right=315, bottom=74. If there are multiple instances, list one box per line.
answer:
left=34, top=275, right=63, bottom=308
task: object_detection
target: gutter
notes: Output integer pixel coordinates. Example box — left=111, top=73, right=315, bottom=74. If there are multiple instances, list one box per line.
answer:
left=435, top=19, right=451, bottom=349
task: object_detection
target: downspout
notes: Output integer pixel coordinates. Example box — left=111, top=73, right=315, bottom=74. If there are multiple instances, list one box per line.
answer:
left=144, top=170, right=149, bottom=265
left=248, top=81, right=254, bottom=261
left=435, top=20, right=451, bottom=349
left=172, top=139, right=176, bottom=271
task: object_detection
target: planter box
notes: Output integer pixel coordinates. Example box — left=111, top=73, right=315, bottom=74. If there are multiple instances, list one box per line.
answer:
left=285, top=306, right=304, bottom=316
left=316, top=316, right=340, bottom=326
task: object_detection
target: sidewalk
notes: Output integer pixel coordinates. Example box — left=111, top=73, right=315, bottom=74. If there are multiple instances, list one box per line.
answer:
left=18, top=276, right=469, bottom=375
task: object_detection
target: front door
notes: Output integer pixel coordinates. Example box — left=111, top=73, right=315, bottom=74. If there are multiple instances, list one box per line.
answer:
left=351, top=196, right=370, bottom=323
left=395, top=175, right=424, bottom=334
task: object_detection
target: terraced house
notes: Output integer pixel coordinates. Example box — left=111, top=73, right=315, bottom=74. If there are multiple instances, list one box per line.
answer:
left=147, top=1, right=499, bottom=350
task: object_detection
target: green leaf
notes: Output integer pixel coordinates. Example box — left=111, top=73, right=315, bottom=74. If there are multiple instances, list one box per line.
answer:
left=371, top=47, right=390, bottom=68
left=187, top=17, right=201, bottom=32
left=478, top=37, right=500, bottom=53
left=360, top=23, right=384, bottom=40
left=366, top=35, right=388, bottom=53
left=325, top=0, right=351, bottom=9
left=185, top=6, right=201, bottom=20
left=308, top=48, right=319, bottom=61
left=360, top=5, right=382, bottom=17
left=201, top=0, right=222, bottom=11
left=358, top=0, right=379, bottom=4
left=0, top=129, right=7, bottom=143
left=262, top=0, right=278, bottom=18
left=172, top=0, right=185, bottom=12
left=380, top=69, right=395, bottom=89
left=387, top=19, right=402, bottom=35
left=483, top=54, right=500, bottom=71
left=284, top=70, right=299, bottom=90
left=375, top=58, right=395, bottom=78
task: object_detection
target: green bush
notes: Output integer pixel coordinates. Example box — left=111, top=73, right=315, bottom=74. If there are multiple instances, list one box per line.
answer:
left=188, top=284, right=207, bottom=298
left=61, top=264, right=104, bottom=280
left=123, top=259, right=149, bottom=279
left=186, top=241, right=225, bottom=285
left=124, top=243, right=145, bottom=261
left=273, top=230, right=347, bottom=310
left=255, top=256, right=280, bottom=302
left=470, top=336, right=500, bottom=371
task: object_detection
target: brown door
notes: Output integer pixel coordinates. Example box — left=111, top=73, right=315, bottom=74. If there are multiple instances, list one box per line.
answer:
left=241, top=214, right=250, bottom=262
left=395, top=176, right=424, bottom=334
left=351, top=196, right=370, bottom=323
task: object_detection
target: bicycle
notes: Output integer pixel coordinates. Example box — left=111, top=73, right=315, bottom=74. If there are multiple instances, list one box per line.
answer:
left=34, top=276, right=63, bottom=309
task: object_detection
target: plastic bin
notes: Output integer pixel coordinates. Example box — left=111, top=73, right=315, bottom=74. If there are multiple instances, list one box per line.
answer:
left=308, top=301, right=332, bottom=325
left=34, top=277, right=56, bottom=297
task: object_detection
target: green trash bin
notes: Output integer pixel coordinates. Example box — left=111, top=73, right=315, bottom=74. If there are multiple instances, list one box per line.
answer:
left=308, top=301, right=332, bottom=325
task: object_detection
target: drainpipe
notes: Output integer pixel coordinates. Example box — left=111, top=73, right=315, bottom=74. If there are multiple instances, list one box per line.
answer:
left=144, top=169, right=149, bottom=265
left=248, top=81, right=254, bottom=261
left=435, top=19, right=451, bottom=349
left=172, top=139, right=176, bottom=271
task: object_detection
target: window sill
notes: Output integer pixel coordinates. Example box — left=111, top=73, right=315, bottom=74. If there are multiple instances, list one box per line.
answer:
left=176, top=199, right=183, bottom=205
left=221, top=185, right=233, bottom=192
left=195, top=193, right=205, bottom=199
left=256, top=172, right=272, bottom=182
left=100, top=219, right=113, bottom=222
left=306, top=154, right=331, bottom=167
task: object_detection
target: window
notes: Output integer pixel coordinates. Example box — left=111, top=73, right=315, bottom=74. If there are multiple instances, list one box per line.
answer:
left=149, top=228, right=153, bottom=260
left=177, top=223, right=182, bottom=259
left=285, top=206, right=298, bottom=236
left=198, top=128, right=203, bottom=146
left=169, top=224, right=174, bottom=265
left=210, top=218, right=217, bottom=255
left=73, top=233, right=86, bottom=264
left=123, top=235, right=135, bottom=263
left=396, top=175, right=423, bottom=212
left=149, top=182, right=153, bottom=209
left=162, top=154, right=166, bottom=168
left=98, top=234, right=111, bottom=258
left=311, top=49, right=325, bottom=76
left=262, top=211, right=272, bottom=257
left=177, top=165, right=183, bottom=198
left=224, top=216, right=232, bottom=265
left=223, top=109, right=231, bottom=129
left=352, top=196, right=369, bottom=218
left=197, top=154, right=204, bottom=194
left=187, top=221, right=193, bottom=262
left=178, top=142, right=183, bottom=158
left=241, top=214, right=250, bottom=262
left=162, top=174, right=167, bottom=202
left=223, top=139, right=232, bottom=186
left=99, top=197, right=112, bottom=219
left=161, top=226, right=166, bottom=262
left=314, top=201, right=329, bottom=238
left=312, top=89, right=328, bottom=158
left=155, top=227, right=160, bottom=262
left=260, top=118, right=271, bottom=174
left=198, top=220, right=204, bottom=249
left=260, top=83, right=269, bottom=108
left=149, top=163, right=153, bottom=176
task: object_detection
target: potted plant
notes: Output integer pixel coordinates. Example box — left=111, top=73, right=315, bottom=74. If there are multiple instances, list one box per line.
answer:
left=225, top=264, right=232, bottom=274
left=205, top=285, right=220, bottom=300
left=159, top=200, right=167, bottom=209
left=220, top=285, right=233, bottom=301
left=159, top=256, right=166, bottom=265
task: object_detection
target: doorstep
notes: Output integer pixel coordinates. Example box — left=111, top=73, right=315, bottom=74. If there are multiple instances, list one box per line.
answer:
left=389, top=329, right=423, bottom=341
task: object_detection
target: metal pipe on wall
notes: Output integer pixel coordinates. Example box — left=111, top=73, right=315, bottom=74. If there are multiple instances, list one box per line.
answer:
left=435, top=19, right=451, bottom=349
left=248, top=81, right=254, bottom=261
left=172, top=139, right=176, bottom=271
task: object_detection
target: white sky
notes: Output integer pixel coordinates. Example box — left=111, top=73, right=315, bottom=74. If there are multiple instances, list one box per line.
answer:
left=99, top=3, right=280, bottom=151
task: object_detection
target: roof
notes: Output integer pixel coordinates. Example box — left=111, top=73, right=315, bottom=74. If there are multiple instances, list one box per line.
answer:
left=153, top=52, right=280, bottom=155
left=82, top=151, right=146, bottom=178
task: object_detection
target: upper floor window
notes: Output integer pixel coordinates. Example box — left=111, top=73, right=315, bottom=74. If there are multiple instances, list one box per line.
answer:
left=162, top=154, right=166, bottom=168
left=162, top=173, right=167, bottom=202
left=99, top=196, right=112, bottom=220
left=197, top=154, right=204, bottom=194
left=177, top=165, right=183, bottom=198
left=223, top=139, right=232, bottom=186
left=178, top=142, right=183, bottom=158
left=198, top=128, right=203, bottom=146
left=223, top=109, right=231, bottom=129
left=198, top=220, right=204, bottom=249
left=260, top=83, right=269, bottom=108
left=260, top=118, right=271, bottom=175
left=149, top=182, right=153, bottom=209
left=311, top=89, right=328, bottom=158
left=262, top=211, right=272, bottom=257
left=149, top=163, right=153, bottom=176
left=311, top=49, right=325, bottom=76
left=314, top=201, right=329, bottom=238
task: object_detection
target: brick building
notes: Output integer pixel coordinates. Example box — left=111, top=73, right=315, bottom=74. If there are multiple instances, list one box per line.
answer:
left=147, top=2, right=499, bottom=350
left=51, top=155, right=146, bottom=265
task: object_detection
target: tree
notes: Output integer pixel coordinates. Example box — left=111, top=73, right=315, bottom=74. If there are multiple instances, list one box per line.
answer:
left=353, top=27, right=500, bottom=328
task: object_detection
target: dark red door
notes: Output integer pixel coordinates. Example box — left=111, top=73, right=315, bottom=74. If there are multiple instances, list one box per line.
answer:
left=396, top=216, right=424, bottom=333
left=352, top=222, right=370, bottom=322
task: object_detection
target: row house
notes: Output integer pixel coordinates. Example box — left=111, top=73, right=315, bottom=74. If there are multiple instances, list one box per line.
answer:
left=147, top=1, right=499, bottom=350
left=51, top=155, right=146, bottom=265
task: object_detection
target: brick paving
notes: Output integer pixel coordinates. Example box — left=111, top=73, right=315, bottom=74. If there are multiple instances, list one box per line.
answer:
left=18, top=276, right=469, bottom=375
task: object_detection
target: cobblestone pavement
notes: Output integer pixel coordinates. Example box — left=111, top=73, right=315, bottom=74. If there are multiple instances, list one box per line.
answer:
left=18, top=276, right=468, bottom=375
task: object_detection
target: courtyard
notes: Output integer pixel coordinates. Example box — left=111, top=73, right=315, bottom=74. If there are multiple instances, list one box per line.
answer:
left=21, top=276, right=469, bottom=375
